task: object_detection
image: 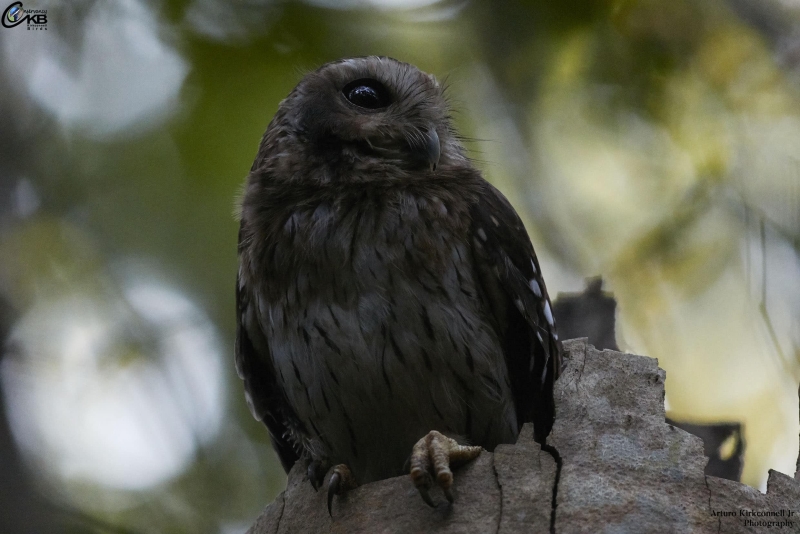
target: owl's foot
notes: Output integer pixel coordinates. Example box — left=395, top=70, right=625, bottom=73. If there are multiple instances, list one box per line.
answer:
left=409, top=430, right=482, bottom=507
left=327, top=464, right=357, bottom=516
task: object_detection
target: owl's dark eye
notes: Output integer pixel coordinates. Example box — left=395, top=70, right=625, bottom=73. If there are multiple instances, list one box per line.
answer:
left=342, top=78, right=392, bottom=109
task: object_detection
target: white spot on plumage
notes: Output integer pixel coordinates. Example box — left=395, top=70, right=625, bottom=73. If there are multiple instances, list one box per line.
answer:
left=477, top=228, right=487, bottom=241
left=529, top=279, right=541, bottom=297
left=514, top=298, right=524, bottom=312
left=530, top=259, right=537, bottom=274
left=543, top=301, right=554, bottom=325
left=490, top=216, right=499, bottom=226
left=553, top=332, right=558, bottom=340
left=536, top=332, right=543, bottom=342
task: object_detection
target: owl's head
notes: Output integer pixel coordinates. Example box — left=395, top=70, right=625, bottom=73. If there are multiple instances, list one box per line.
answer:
left=254, top=56, right=466, bottom=182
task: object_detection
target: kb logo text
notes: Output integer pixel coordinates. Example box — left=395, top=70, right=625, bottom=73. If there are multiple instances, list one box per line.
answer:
left=3, top=2, right=47, bottom=30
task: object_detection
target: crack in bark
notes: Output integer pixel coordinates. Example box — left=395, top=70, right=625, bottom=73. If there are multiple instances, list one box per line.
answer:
left=252, top=492, right=285, bottom=534
left=561, top=341, right=587, bottom=394
left=574, top=348, right=588, bottom=392
left=541, top=443, right=562, bottom=534
left=275, top=494, right=285, bottom=534
left=535, top=340, right=578, bottom=534
left=490, top=454, right=503, bottom=534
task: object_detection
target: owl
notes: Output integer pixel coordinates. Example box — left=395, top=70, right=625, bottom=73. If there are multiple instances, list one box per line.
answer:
left=236, top=56, right=561, bottom=512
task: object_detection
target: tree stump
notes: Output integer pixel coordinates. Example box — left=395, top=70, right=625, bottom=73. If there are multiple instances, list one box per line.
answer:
left=248, top=339, right=800, bottom=533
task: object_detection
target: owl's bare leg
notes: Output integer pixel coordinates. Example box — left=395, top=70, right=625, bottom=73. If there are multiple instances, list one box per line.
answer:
left=327, top=464, right=357, bottom=516
left=409, top=430, right=482, bottom=507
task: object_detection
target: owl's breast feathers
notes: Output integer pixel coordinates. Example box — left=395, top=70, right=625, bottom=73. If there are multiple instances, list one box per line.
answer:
left=239, top=172, right=480, bottom=301
left=237, top=171, right=559, bottom=480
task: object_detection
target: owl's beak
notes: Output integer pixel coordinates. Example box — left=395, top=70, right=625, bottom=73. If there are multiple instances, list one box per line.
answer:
left=410, top=127, right=441, bottom=171
left=424, top=128, right=441, bottom=172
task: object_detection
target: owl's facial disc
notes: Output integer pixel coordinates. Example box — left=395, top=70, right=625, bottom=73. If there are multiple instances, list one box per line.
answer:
left=339, top=76, right=441, bottom=171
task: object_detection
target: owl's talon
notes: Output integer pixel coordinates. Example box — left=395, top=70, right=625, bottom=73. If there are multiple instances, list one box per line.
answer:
left=326, top=464, right=357, bottom=517
left=443, top=487, right=454, bottom=504
left=409, top=430, right=482, bottom=507
left=307, top=460, right=326, bottom=491
left=418, top=487, right=436, bottom=508
left=327, top=473, right=339, bottom=516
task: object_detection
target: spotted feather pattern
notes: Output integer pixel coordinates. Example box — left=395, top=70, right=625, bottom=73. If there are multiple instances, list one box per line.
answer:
left=469, top=182, right=561, bottom=443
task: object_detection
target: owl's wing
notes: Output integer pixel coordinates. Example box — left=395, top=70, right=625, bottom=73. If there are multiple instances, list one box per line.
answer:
left=469, top=182, right=562, bottom=444
left=235, top=226, right=301, bottom=473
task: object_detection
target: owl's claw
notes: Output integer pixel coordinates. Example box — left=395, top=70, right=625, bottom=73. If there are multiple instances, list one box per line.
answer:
left=418, top=486, right=436, bottom=508
left=443, top=487, right=454, bottom=503
left=326, top=477, right=337, bottom=516
left=327, top=464, right=357, bottom=517
left=306, top=459, right=326, bottom=491
left=409, top=430, right=482, bottom=507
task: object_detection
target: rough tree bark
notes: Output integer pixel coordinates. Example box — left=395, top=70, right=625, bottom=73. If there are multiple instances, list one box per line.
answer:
left=248, top=339, right=800, bottom=533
